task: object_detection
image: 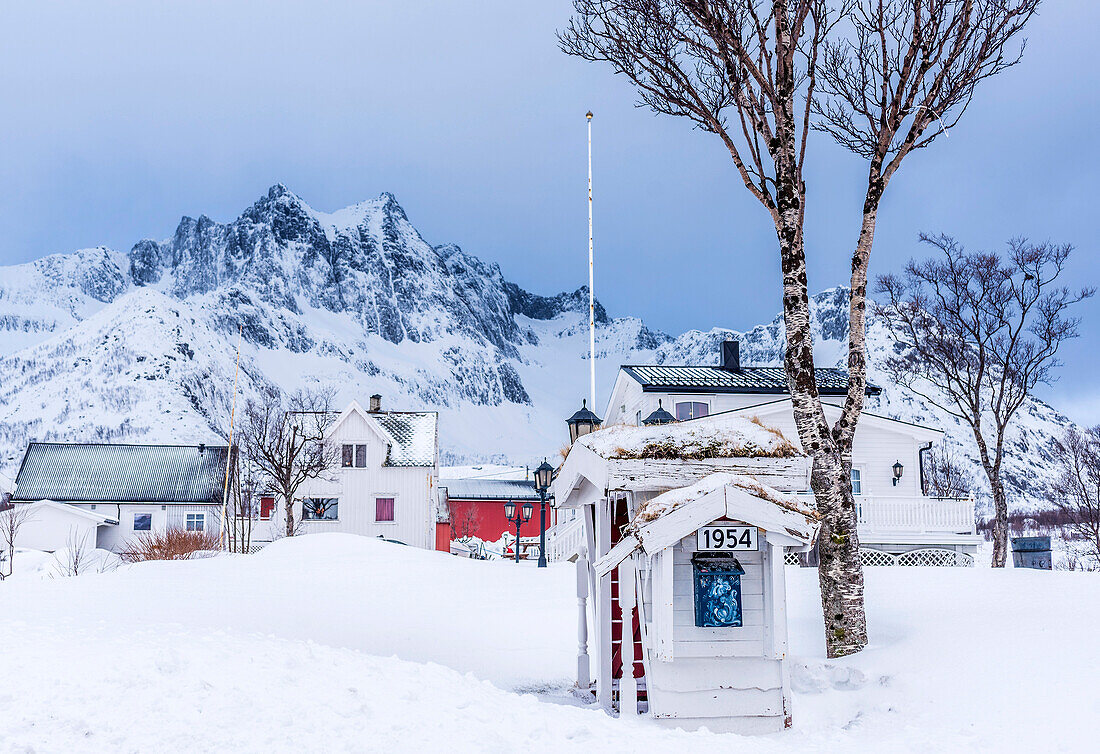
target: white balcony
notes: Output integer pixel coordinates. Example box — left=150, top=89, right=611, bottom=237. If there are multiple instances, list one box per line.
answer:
left=795, top=493, right=977, bottom=536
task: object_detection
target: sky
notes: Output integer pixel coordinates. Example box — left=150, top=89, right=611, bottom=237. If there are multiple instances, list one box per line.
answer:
left=1, top=1, right=1098, bottom=420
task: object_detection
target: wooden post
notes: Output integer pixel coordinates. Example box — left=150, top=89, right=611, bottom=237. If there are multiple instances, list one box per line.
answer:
left=618, top=556, right=639, bottom=716
left=576, top=544, right=591, bottom=691
left=765, top=534, right=794, bottom=728
left=596, top=497, right=613, bottom=711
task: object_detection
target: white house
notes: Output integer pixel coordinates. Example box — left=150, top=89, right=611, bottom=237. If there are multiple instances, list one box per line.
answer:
left=552, top=414, right=816, bottom=731
left=290, top=397, right=441, bottom=550
left=602, top=340, right=981, bottom=564
left=10, top=442, right=230, bottom=552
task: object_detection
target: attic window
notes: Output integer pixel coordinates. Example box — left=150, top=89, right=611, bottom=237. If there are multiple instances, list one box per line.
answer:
left=342, top=444, right=368, bottom=468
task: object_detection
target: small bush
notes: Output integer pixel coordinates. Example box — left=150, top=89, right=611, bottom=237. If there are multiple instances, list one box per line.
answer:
left=119, top=527, right=221, bottom=563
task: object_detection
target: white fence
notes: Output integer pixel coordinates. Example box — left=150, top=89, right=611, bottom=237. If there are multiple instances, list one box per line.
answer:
left=855, top=495, right=976, bottom=534
left=545, top=516, right=585, bottom=562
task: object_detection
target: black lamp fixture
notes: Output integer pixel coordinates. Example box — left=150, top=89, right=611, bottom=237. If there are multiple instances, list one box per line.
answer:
left=503, top=499, right=534, bottom=563
left=642, top=400, right=676, bottom=426
left=534, top=459, right=555, bottom=568
left=892, top=460, right=904, bottom=486
left=566, top=399, right=603, bottom=444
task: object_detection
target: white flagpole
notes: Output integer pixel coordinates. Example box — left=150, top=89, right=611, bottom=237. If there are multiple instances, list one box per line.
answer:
left=586, top=111, right=596, bottom=411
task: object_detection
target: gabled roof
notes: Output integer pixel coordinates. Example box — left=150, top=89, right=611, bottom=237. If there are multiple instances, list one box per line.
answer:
left=595, top=472, right=819, bottom=575
left=12, top=443, right=230, bottom=504
left=440, top=478, right=539, bottom=501
left=14, top=499, right=119, bottom=525
left=621, top=364, right=880, bottom=396
left=314, top=401, right=438, bottom=468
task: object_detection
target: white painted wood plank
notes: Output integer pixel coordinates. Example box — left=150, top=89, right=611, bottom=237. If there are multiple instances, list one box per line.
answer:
left=608, top=457, right=810, bottom=493
left=672, top=640, right=766, bottom=658
left=671, top=624, right=766, bottom=642
left=647, top=687, right=782, bottom=718
left=645, top=657, right=781, bottom=693
left=652, top=549, right=674, bottom=662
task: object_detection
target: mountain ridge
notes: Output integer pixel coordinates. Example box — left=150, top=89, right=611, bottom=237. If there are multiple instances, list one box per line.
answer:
left=0, top=185, right=1076, bottom=513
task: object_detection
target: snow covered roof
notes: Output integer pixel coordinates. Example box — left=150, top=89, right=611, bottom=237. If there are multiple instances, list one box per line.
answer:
left=372, top=412, right=437, bottom=467
left=12, top=443, right=230, bottom=504
left=441, top=478, right=539, bottom=501
left=622, top=364, right=880, bottom=396
left=577, top=412, right=800, bottom=461
left=595, top=472, right=819, bottom=576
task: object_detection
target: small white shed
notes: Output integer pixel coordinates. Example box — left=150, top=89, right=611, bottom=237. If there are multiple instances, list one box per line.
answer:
left=552, top=413, right=817, bottom=734
left=9, top=500, right=118, bottom=552
left=595, top=472, right=818, bottom=733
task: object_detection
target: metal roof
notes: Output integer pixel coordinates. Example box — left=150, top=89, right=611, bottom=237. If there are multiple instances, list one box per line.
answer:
left=373, top=412, right=437, bottom=467
left=621, top=365, right=880, bottom=396
left=441, top=478, right=540, bottom=501
left=12, top=443, right=230, bottom=504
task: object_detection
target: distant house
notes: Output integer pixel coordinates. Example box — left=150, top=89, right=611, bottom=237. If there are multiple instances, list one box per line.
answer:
left=603, top=341, right=981, bottom=564
left=439, top=478, right=545, bottom=556
left=10, top=443, right=230, bottom=552
left=290, top=397, right=441, bottom=550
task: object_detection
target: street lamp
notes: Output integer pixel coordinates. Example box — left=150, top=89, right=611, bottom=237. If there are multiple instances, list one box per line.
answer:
left=504, top=499, right=534, bottom=563
left=567, top=400, right=603, bottom=444
left=892, top=460, right=904, bottom=486
left=534, top=460, right=555, bottom=568
left=642, top=399, right=676, bottom=426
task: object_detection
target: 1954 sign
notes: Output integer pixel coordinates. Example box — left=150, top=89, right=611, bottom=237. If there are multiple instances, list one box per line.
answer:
left=697, top=525, right=758, bottom=551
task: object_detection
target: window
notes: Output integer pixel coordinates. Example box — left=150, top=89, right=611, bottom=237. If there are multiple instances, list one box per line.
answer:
left=636, top=410, right=642, bottom=427
left=133, top=513, right=152, bottom=531
left=260, top=496, right=275, bottom=520
left=303, top=497, right=339, bottom=521
left=675, top=401, right=709, bottom=421
left=342, top=443, right=369, bottom=468
left=850, top=468, right=863, bottom=495
left=375, top=497, right=395, bottom=522
left=185, top=513, right=205, bottom=532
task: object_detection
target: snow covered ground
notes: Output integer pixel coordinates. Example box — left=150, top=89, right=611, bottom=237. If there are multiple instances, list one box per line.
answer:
left=1, top=534, right=1097, bottom=752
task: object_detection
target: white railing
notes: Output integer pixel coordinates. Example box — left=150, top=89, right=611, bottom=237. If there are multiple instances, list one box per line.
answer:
left=856, top=495, right=976, bottom=534
left=546, top=517, right=586, bottom=562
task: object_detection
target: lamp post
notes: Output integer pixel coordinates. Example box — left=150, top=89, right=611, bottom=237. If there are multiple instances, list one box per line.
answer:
left=534, top=460, right=554, bottom=568
left=504, top=500, right=534, bottom=563
left=567, top=400, right=603, bottom=445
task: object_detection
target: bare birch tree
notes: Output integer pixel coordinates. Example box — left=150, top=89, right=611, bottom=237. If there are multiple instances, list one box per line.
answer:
left=0, top=504, right=33, bottom=580
left=876, top=235, right=1093, bottom=566
left=1047, top=426, right=1100, bottom=569
left=237, top=385, right=340, bottom=538
left=560, top=0, right=1040, bottom=656
left=923, top=440, right=970, bottom=498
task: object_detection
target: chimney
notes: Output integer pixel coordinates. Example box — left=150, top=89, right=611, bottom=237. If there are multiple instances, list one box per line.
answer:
left=721, top=340, right=741, bottom=372
left=369, top=394, right=382, bottom=412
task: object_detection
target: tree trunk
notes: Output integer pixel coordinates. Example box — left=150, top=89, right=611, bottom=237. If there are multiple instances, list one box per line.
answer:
left=812, top=453, right=868, bottom=656
left=990, top=476, right=1009, bottom=568
left=285, top=493, right=296, bottom=538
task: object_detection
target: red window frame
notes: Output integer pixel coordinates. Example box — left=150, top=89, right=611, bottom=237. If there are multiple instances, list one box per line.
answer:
left=260, top=496, right=275, bottom=520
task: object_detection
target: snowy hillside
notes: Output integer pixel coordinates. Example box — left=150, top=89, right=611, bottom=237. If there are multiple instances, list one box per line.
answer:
left=0, top=187, right=1074, bottom=511
left=1, top=534, right=1097, bottom=752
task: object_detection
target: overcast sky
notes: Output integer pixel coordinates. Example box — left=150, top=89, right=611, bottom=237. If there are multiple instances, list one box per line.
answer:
left=1, top=1, right=1098, bottom=420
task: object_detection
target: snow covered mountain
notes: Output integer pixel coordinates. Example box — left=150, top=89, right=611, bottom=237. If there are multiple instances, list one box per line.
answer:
left=0, top=186, right=1074, bottom=512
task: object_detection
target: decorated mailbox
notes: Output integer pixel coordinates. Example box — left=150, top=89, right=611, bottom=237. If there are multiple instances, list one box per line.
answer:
left=594, top=473, right=819, bottom=734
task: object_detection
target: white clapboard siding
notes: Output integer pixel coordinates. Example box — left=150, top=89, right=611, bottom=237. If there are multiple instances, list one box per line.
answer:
left=646, top=657, right=781, bottom=693
left=649, top=687, right=782, bottom=718
left=608, top=458, right=809, bottom=494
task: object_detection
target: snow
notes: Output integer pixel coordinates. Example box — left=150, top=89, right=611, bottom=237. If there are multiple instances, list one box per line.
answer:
left=579, top=412, right=799, bottom=460
left=1, top=533, right=1097, bottom=752
left=631, top=471, right=817, bottom=525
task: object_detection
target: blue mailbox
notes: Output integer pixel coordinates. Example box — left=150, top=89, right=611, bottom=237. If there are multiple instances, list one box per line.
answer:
left=692, top=552, right=745, bottom=628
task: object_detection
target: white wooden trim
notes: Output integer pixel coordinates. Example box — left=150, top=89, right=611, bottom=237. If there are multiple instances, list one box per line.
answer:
left=619, top=559, right=639, bottom=716
left=652, top=550, right=674, bottom=662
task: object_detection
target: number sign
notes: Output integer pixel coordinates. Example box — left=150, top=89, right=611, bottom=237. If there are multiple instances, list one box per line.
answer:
left=697, top=525, right=757, bottom=551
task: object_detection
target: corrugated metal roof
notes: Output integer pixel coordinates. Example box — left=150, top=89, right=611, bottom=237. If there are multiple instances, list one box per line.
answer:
left=441, top=478, right=540, bottom=501
left=374, top=412, right=437, bottom=467
left=622, top=365, right=879, bottom=395
left=13, top=443, right=230, bottom=503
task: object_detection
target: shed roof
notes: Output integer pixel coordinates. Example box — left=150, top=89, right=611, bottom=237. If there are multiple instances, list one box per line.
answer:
left=12, top=443, right=230, bottom=504
left=621, top=364, right=880, bottom=396
left=595, top=472, right=820, bottom=576
left=441, top=478, right=539, bottom=501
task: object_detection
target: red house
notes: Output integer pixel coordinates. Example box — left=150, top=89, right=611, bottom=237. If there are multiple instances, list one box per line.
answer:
left=439, top=478, right=548, bottom=557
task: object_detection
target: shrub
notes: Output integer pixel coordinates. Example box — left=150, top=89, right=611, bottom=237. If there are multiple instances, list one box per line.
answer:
left=119, top=527, right=221, bottom=563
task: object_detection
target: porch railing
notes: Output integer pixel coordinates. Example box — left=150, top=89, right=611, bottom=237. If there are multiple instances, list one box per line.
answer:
left=546, top=516, right=586, bottom=562
left=855, top=495, right=976, bottom=534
